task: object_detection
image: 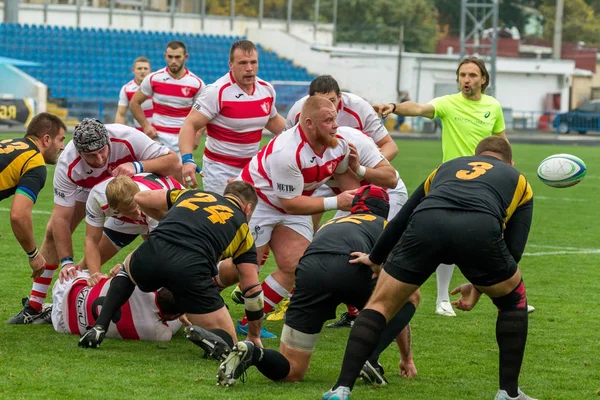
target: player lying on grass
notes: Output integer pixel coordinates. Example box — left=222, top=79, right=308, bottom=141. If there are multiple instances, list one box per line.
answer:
left=77, top=181, right=265, bottom=351
left=324, top=136, right=536, bottom=400
left=186, top=185, right=419, bottom=387
left=9, top=118, right=180, bottom=325
left=58, top=173, right=182, bottom=286
left=52, top=269, right=183, bottom=341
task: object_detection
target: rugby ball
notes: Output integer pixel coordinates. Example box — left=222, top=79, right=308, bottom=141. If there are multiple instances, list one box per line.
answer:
left=537, top=154, right=587, bottom=188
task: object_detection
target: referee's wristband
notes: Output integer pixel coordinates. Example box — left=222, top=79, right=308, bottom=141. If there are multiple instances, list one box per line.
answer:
left=181, top=153, right=202, bottom=173
left=132, top=161, right=144, bottom=174
left=26, top=247, right=39, bottom=259
left=60, top=257, right=74, bottom=269
left=389, top=103, right=397, bottom=114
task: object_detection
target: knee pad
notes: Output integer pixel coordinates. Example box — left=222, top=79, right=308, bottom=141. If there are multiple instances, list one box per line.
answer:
left=491, top=280, right=527, bottom=312
left=281, top=325, right=318, bottom=353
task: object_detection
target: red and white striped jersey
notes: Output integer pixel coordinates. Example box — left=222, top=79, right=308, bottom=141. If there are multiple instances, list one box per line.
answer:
left=118, top=79, right=154, bottom=131
left=85, top=173, right=182, bottom=228
left=140, top=67, right=204, bottom=135
left=285, top=92, right=389, bottom=144
left=53, top=124, right=170, bottom=207
left=193, top=72, right=278, bottom=169
left=326, top=126, right=388, bottom=193
left=62, top=277, right=181, bottom=341
left=240, top=124, right=350, bottom=213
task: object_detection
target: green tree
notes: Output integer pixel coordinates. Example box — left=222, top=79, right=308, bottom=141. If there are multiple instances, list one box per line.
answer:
left=540, top=0, right=600, bottom=44
left=435, top=0, right=534, bottom=37
left=334, top=0, right=439, bottom=53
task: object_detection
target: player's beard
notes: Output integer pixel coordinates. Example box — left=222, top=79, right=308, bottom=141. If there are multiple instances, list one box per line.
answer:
left=169, top=64, right=184, bottom=75
left=316, top=131, right=338, bottom=148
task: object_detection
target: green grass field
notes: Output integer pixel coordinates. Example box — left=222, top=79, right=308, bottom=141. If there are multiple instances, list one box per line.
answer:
left=1, top=138, right=599, bottom=400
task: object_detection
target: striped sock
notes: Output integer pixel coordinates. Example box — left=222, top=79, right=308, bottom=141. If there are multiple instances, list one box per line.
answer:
left=240, top=274, right=288, bottom=326
left=29, top=264, right=58, bottom=312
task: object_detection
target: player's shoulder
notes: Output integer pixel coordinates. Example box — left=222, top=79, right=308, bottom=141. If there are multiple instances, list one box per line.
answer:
left=291, top=95, right=309, bottom=110
left=255, top=76, right=275, bottom=91
left=56, top=141, right=78, bottom=167
left=342, top=92, right=370, bottom=108
left=336, top=126, right=369, bottom=141
left=186, top=69, right=205, bottom=86
left=147, top=68, right=166, bottom=81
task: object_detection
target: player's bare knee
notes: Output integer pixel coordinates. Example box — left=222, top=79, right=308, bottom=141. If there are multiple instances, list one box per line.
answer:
left=280, top=325, right=315, bottom=381
left=408, top=288, right=421, bottom=308
left=491, top=280, right=527, bottom=312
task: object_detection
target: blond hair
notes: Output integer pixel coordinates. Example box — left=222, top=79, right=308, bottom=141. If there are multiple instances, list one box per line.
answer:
left=106, top=175, right=140, bottom=211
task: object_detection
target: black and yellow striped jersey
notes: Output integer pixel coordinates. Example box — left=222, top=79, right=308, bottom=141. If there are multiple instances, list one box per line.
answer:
left=419, top=155, right=533, bottom=225
left=152, top=189, right=257, bottom=271
left=304, top=212, right=388, bottom=257
left=0, top=137, right=46, bottom=202
left=369, top=155, right=534, bottom=266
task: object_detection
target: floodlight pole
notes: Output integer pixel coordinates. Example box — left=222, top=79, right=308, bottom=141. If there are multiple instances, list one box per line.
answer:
left=459, top=0, right=499, bottom=96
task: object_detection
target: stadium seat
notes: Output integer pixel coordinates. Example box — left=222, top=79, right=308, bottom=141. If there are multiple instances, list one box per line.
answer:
left=0, top=22, right=313, bottom=117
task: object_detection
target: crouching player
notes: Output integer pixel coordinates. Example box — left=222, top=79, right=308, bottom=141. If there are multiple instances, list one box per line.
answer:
left=52, top=269, right=182, bottom=341
left=60, top=173, right=182, bottom=285
left=77, top=181, right=265, bottom=351
left=193, top=186, right=419, bottom=387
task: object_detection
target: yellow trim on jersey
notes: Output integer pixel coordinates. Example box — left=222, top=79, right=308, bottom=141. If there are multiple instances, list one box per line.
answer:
left=0, top=149, right=44, bottom=191
left=423, top=167, right=439, bottom=195
left=168, top=189, right=188, bottom=208
left=220, top=223, right=255, bottom=261
left=504, top=174, right=533, bottom=223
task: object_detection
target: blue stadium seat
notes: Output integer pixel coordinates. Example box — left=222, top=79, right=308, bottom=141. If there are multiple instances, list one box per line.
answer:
left=0, top=22, right=313, bottom=118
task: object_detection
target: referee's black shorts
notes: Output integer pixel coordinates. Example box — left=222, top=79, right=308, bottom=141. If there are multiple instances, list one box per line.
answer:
left=384, top=209, right=518, bottom=287
left=285, top=253, right=376, bottom=335
left=129, top=236, right=224, bottom=314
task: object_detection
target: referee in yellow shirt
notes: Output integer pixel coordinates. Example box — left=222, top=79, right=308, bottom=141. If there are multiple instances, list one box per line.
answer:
left=374, top=56, right=512, bottom=317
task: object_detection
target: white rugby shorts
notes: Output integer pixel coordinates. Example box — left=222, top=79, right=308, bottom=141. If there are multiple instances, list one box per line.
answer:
left=201, top=156, right=244, bottom=195
left=249, top=198, right=314, bottom=248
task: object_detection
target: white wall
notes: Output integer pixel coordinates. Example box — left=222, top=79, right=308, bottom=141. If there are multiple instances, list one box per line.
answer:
left=0, top=65, right=47, bottom=113
left=248, top=28, right=575, bottom=114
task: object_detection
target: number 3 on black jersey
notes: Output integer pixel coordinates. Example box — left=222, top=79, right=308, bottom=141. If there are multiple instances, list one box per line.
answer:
left=456, top=162, right=494, bottom=180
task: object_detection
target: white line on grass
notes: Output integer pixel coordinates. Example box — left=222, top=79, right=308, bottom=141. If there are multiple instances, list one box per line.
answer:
left=534, top=196, right=588, bottom=202
left=0, top=207, right=51, bottom=215
left=523, top=249, right=600, bottom=256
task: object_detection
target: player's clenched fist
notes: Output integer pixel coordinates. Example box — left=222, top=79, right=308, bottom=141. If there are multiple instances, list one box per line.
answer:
left=372, top=103, right=395, bottom=118
left=336, top=189, right=357, bottom=211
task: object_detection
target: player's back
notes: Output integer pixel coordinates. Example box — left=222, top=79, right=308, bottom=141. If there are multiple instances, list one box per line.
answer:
left=0, top=138, right=45, bottom=200
left=418, top=155, right=533, bottom=223
left=303, top=212, right=387, bottom=257
left=152, top=189, right=254, bottom=266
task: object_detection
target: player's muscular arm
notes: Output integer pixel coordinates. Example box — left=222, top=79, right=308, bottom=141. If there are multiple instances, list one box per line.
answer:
left=10, top=194, right=37, bottom=255
left=360, top=160, right=397, bottom=189
left=83, top=224, right=104, bottom=275
left=130, top=90, right=151, bottom=130
left=503, top=200, right=533, bottom=263
left=179, top=110, right=211, bottom=156
left=369, top=182, right=426, bottom=265
left=375, top=135, right=399, bottom=161
left=335, top=169, right=361, bottom=192
left=265, top=114, right=286, bottom=135
left=279, top=191, right=356, bottom=215
left=139, top=151, right=181, bottom=178
left=52, top=204, right=77, bottom=265
left=134, top=190, right=170, bottom=221
left=114, top=105, right=128, bottom=125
